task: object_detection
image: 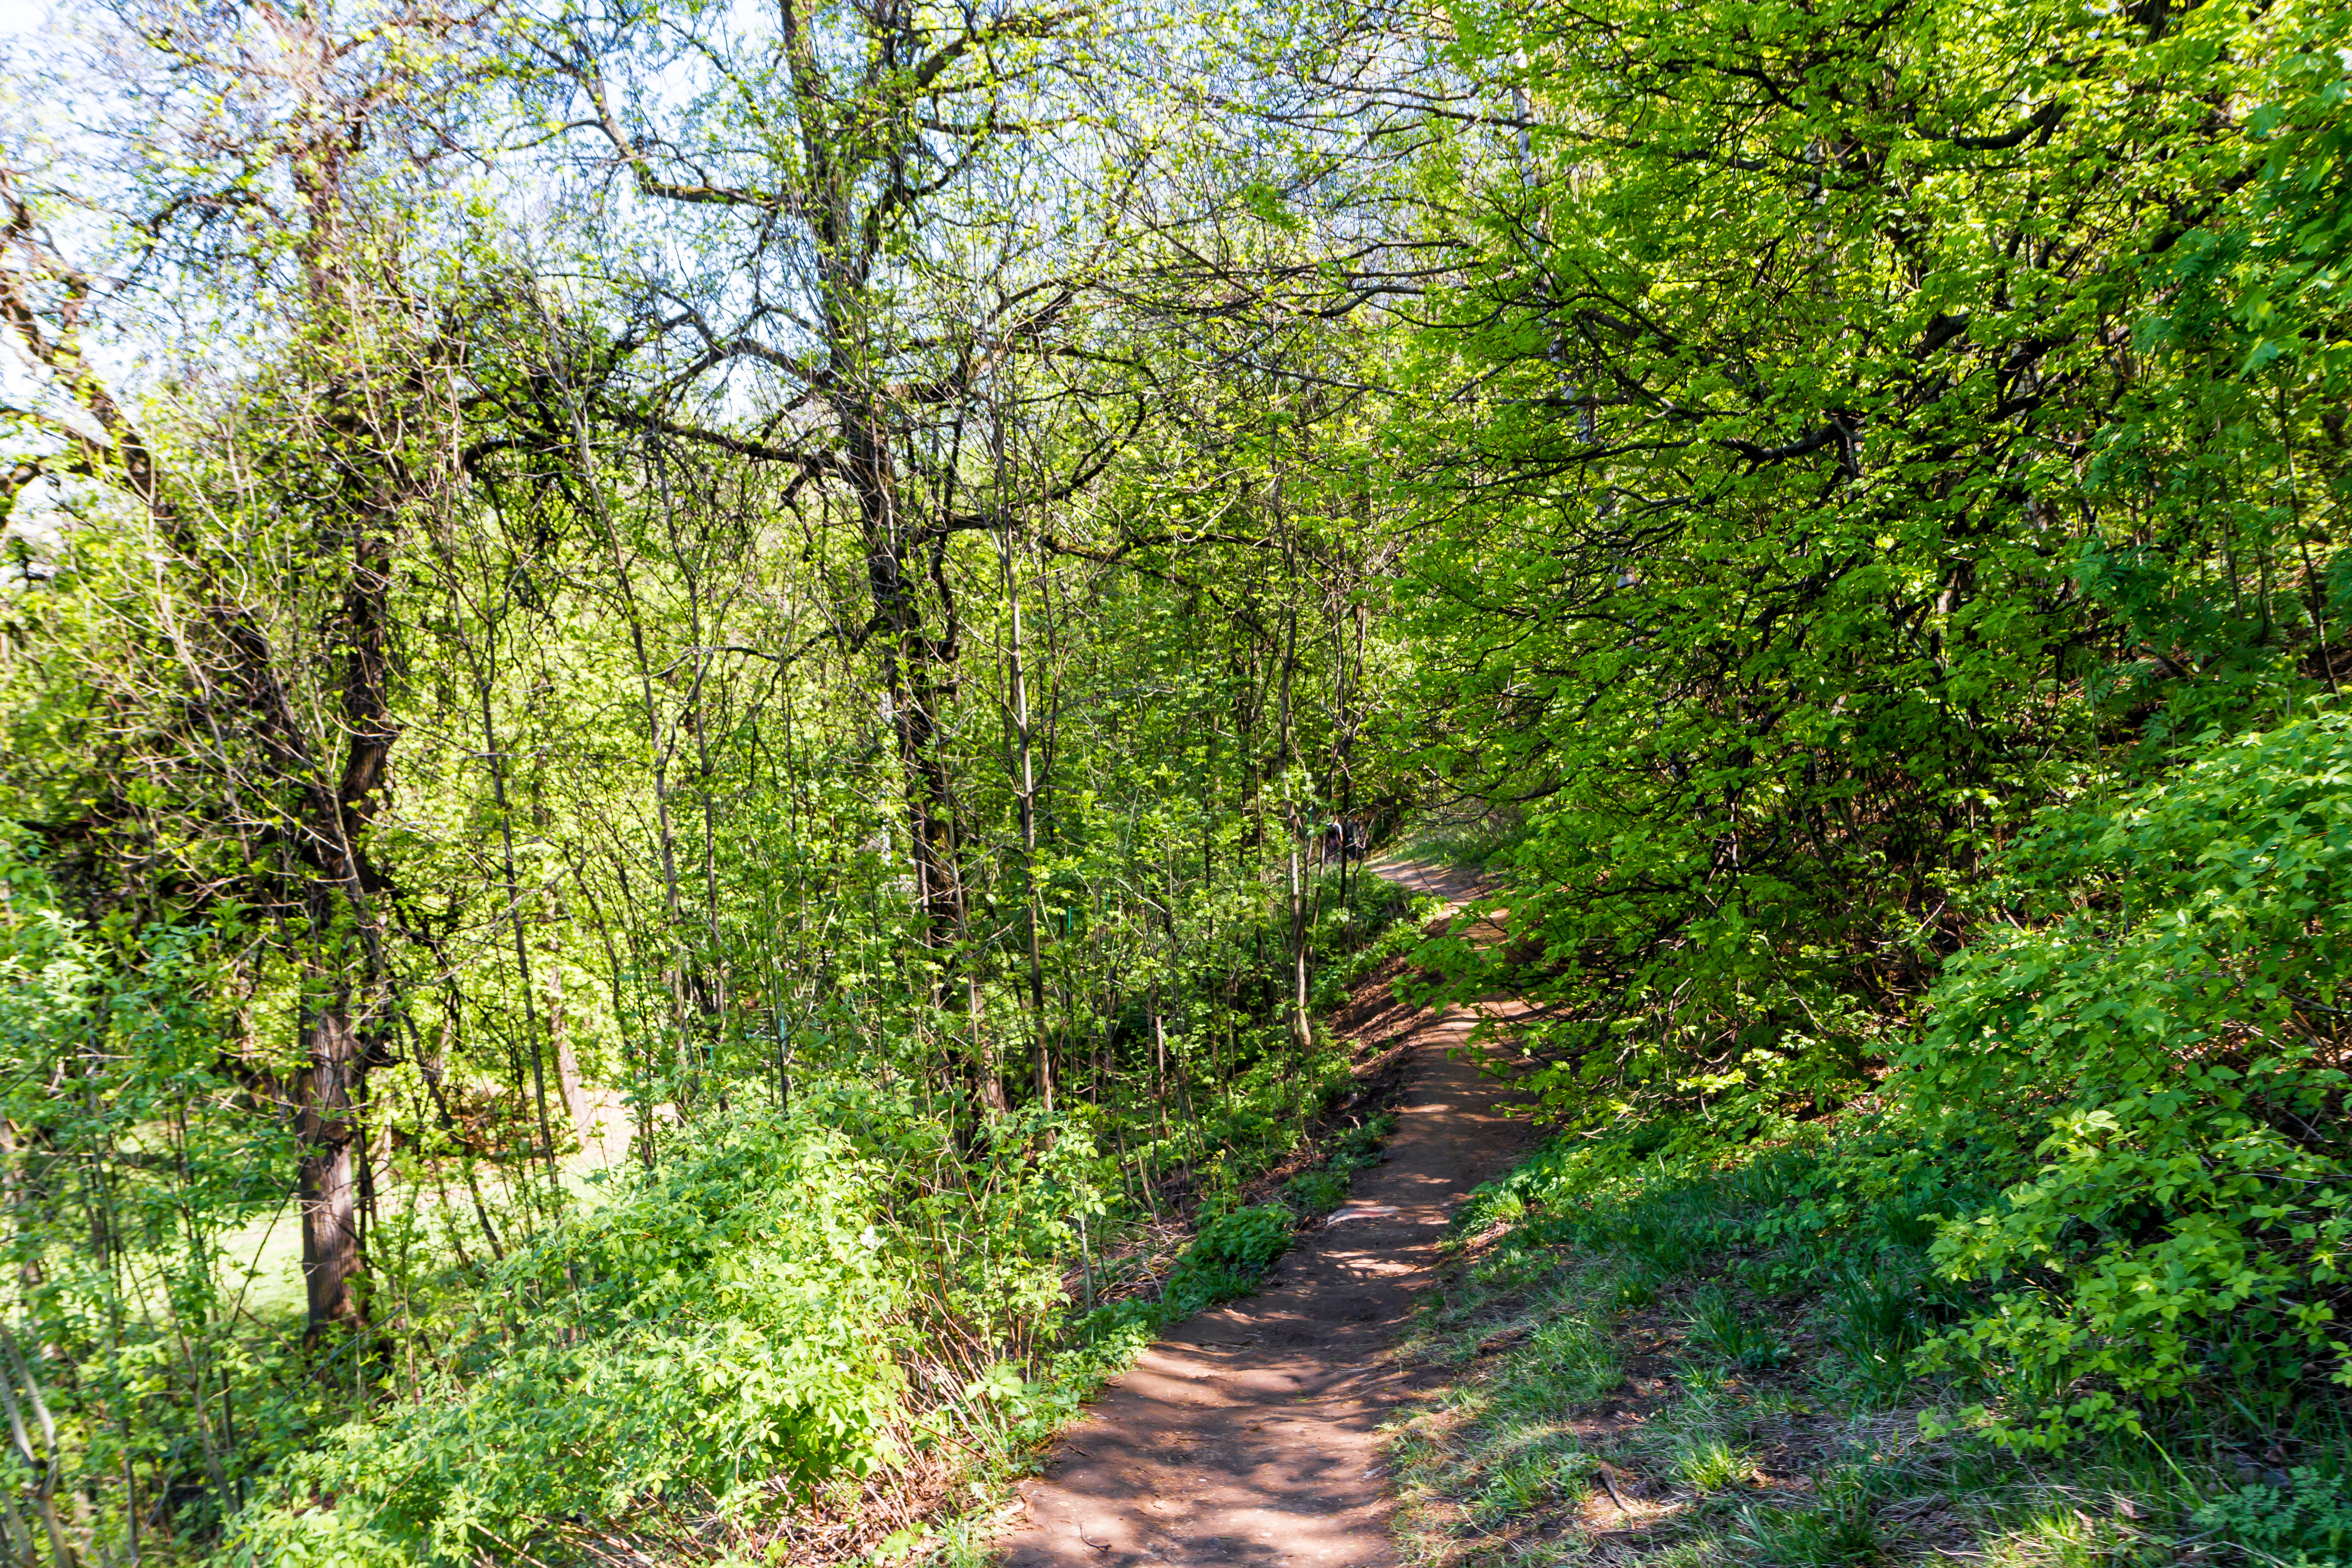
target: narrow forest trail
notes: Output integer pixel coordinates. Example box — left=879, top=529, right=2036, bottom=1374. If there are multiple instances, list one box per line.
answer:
left=997, top=858, right=1539, bottom=1568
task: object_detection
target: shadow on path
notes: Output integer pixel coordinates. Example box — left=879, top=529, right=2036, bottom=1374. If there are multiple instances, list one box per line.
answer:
left=997, top=863, right=1538, bottom=1568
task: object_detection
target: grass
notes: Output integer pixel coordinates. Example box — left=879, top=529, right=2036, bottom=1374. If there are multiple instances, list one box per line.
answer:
left=1686, top=1288, right=1785, bottom=1372
left=1675, top=1436, right=1754, bottom=1495
left=1404, top=814, right=1524, bottom=875
left=1384, top=1141, right=2352, bottom=1568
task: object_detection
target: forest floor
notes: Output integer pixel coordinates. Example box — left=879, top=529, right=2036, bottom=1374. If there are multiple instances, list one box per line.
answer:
left=995, top=858, right=1542, bottom=1568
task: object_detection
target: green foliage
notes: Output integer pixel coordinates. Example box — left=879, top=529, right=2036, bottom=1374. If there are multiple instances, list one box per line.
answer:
left=1406, top=0, right=2352, bottom=1196
left=1165, top=1205, right=1294, bottom=1313
left=1333, top=1111, right=1398, bottom=1171
left=1388, top=0, right=2352, bottom=1526
left=2165, top=10, right=2352, bottom=404
left=1903, top=710, right=2352, bottom=1441
left=10, top=0, right=2352, bottom=1546
left=1333, top=892, right=1435, bottom=992
left=1285, top=1168, right=1348, bottom=1215
left=231, top=1112, right=906, bottom=1563
left=1424, top=700, right=2352, bottom=1474
left=2192, top=1469, right=2352, bottom=1568
left=1685, top=1290, right=1785, bottom=1373
left=1827, top=1260, right=1931, bottom=1387
left=1402, top=0, right=2352, bottom=1455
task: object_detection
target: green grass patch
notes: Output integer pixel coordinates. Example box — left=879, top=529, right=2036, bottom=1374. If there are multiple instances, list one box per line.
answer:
left=1387, top=1122, right=2352, bottom=1568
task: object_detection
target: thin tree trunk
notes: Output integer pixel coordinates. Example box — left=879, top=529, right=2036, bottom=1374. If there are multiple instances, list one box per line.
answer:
left=1276, top=543, right=1313, bottom=1061
left=1002, top=532, right=1052, bottom=1110
left=475, top=664, right=556, bottom=1186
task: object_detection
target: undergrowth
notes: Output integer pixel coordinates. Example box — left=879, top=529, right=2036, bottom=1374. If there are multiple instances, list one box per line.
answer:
left=1389, top=1132, right=2352, bottom=1568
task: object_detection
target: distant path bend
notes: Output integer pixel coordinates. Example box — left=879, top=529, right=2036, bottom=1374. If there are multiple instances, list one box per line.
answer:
left=1357, top=856, right=1491, bottom=911
left=996, top=859, right=1536, bottom=1568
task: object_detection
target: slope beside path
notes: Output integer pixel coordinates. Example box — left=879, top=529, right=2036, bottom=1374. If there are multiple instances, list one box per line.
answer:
left=996, top=859, right=1536, bottom=1568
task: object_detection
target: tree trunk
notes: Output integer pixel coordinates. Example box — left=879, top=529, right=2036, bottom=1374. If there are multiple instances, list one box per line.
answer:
left=1004, top=532, right=1052, bottom=1110
left=843, top=399, right=1004, bottom=1123
left=294, top=995, right=364, bottom=1333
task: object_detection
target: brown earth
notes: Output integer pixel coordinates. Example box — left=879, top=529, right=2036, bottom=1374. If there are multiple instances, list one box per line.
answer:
left=996, top=859, right=1540, bottom=1568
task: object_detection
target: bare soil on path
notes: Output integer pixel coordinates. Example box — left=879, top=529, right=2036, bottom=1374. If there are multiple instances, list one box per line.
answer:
left=998, top=859, right=1538, bottom=1568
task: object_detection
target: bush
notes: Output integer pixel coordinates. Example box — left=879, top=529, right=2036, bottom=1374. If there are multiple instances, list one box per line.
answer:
left=1165, top=1205, right=1293, bottom=1313
left=1453, top=711, right=2352, bottom=1448
left=230, top=1111, right=906, bottom=1564
left=1904, top=710, right=2352, bottom=1441
left=2192, top=1468, right=2352, bottom=1567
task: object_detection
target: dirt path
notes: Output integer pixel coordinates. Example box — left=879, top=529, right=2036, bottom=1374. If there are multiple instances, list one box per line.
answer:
left=998, top=859, right=1536, bottom=1568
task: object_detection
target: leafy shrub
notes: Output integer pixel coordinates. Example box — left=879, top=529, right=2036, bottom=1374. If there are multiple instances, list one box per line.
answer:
left=1906, top=711, right=2352, bottom=1440
left=230, top=1111, right=906, bottom=1564
left=2192, top=1468, right=2352, bottom=1567
left=1166, top=1204, right=1293, bottom=1313
left=1332, top=888, right=1430, bottom=990
left=1333, top=1111, right=1398, bottom=1172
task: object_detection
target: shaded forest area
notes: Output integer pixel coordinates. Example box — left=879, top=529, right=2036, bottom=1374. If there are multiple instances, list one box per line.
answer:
left=0, top=0, right=2347, bottom=1560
